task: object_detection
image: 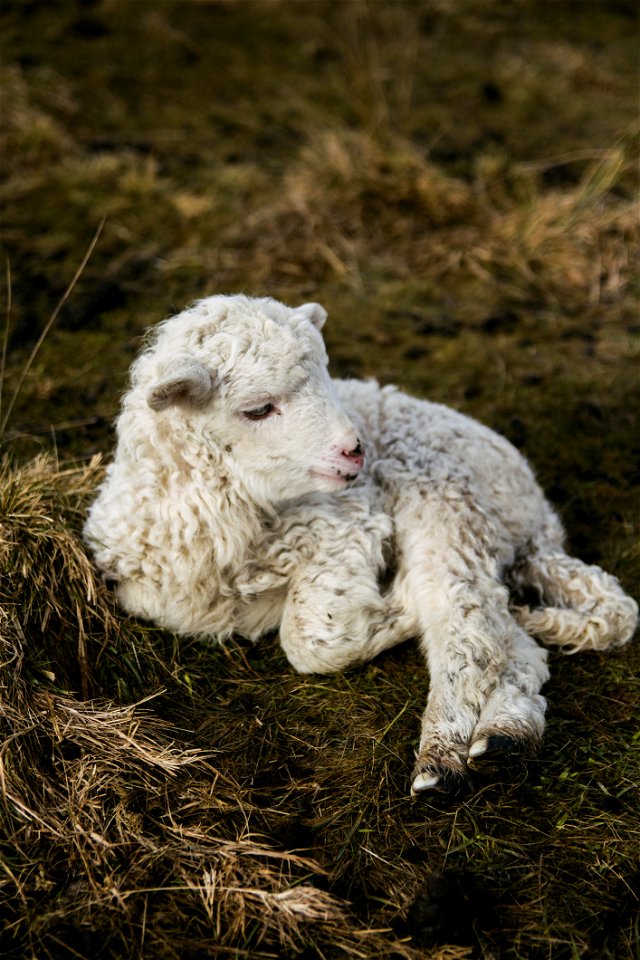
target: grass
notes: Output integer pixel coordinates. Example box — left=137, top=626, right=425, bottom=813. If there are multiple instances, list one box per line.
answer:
left=0, top=1, right=639, bottom=957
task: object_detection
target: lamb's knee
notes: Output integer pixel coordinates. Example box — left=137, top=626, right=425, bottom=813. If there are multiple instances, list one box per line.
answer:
left=279, top=613, right=361, bottom=674
left=279, top=591, right=379, bottom=674
left=280, top=631, right=348, bottom=675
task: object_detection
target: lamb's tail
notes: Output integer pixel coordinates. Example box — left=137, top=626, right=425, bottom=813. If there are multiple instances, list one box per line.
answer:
left=510, top=551, right=638, bottom=654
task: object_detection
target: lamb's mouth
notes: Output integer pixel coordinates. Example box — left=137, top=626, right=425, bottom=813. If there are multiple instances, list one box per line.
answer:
left=309, top=468, right=358, bottom=486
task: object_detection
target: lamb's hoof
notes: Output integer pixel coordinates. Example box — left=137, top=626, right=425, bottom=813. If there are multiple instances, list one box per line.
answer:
left=411, top=765, right=469, bottom=799
left=411, top=771, right=442, bottom=795
left=467, top=734, right=529, bottom=776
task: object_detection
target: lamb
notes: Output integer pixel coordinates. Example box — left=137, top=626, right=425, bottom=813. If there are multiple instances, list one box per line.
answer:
left=84, top=294, right=638, bottom=795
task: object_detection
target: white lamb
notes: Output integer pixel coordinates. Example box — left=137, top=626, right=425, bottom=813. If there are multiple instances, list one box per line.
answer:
left=84, top=295, right=638, bottom=795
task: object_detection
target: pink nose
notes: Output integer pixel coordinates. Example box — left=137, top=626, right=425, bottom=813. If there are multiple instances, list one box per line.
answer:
left=341, top=440, right=364, bottom=469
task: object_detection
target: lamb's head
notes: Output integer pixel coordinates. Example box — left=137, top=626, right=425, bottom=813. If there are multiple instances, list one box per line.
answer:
left=139, top=295, right=364, bottom=504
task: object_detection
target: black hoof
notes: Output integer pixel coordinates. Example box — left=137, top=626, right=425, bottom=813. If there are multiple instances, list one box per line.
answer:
left=411, top=765, right=471, bottom=800
left=467, top=734, right=530, bottom=776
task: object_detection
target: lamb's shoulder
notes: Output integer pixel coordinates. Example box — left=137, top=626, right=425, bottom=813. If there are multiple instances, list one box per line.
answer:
left=335, top=377, right=546, bottom=526
left=334, top=377, right=514, bottom=456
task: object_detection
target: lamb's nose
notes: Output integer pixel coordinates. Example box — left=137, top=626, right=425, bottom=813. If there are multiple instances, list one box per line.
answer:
left=342, top=440, right=364, bottom=465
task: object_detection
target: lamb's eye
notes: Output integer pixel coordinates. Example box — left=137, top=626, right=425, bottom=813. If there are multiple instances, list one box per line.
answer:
left=243, top=403, right=276, bottom=421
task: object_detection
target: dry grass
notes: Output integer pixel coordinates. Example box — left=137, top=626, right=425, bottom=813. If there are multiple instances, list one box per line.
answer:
left=238, top=128, right=639, bottom=309
left=0, top=1, right=638, bottom=957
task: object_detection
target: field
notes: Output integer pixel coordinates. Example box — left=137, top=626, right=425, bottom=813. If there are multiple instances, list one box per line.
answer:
left=1, top=1, right=639, bottom=957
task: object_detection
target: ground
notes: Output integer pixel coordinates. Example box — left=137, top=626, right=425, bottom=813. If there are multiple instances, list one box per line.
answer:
left=0, top=1, right=638, bottom=958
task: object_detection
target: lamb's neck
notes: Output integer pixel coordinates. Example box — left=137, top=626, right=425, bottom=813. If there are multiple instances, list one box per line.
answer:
left=195, top=472, right=269, bottom=574
left=119, top=412, right=269, bottom=574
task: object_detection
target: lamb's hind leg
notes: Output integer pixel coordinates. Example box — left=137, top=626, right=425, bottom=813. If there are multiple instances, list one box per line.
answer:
left=394, top=488, right=548, bottom=794
left=510, top=548, right=638, bottom=653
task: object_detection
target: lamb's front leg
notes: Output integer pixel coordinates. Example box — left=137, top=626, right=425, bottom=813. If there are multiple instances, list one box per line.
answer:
left=410, top=576, right=549, bottom=793
left=466, top=625, right=549, bottom=774
left=279, top=562, right=417, bottom=674
left=272, top=493, right=418, bottom=673
left=394, top=488, right=549, bottom=794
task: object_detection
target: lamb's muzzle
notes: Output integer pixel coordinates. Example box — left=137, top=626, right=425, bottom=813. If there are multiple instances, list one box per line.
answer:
left=343, top=440, right=364, bottom=466
left=314, top=438, right=365, bottom=484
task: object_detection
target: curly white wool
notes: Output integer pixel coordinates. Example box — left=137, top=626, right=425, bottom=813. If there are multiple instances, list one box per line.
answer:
left=84, top=295, right=638, bottom=794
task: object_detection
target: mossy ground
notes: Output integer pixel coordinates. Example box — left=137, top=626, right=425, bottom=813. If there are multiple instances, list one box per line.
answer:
left=0, top=2, right=638, bottom=958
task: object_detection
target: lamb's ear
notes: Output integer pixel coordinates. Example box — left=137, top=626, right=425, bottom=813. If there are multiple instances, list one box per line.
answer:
left=293, top=302, right=328, bottom=331
left=147, top=356, right=214, bottom=411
